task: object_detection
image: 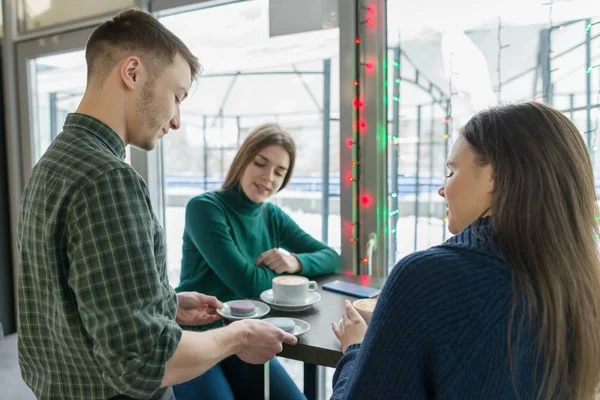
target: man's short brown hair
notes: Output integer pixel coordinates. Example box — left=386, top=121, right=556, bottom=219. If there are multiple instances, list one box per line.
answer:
left=85, top=8, right=201, bottom=85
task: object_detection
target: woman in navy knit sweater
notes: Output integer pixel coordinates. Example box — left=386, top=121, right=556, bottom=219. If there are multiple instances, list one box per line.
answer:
left=331, top=102, right=600, bottom=399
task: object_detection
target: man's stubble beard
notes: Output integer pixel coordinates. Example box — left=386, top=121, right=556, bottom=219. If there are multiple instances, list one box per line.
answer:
left=135, top=80, right=162, bottom=151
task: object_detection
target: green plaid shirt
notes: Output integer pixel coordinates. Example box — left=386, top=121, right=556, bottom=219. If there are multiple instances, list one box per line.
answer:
left=17, top=113, right=181, bottom=399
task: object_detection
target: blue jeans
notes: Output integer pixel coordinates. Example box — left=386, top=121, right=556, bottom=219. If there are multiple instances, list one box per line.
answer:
left=172, top=356, right=306, bottom=400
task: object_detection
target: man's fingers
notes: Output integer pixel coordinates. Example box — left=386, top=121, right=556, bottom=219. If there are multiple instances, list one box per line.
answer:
left=207, top=314, right=221, bottom=322
left=281, top=331, right=298, bottom=345
left=201, top=314, right=222, bottom=324
left=200, top=294, right=223, bottom=310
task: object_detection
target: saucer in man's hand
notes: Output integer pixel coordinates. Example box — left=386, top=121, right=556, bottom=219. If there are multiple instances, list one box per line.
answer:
left=263, top=317, right=310, bottom=336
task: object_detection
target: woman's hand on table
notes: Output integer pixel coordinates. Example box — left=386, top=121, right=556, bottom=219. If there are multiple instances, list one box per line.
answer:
left=332, top=300, right=368, bottom=353
left=255, top=248, right=302, bottom=274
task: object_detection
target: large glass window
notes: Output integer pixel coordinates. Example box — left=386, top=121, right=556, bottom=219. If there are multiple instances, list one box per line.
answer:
left=29, top=50, right=131, bottom=166
left=17, top=0, right=134, bottom=32
left=386, top=1, right=600, bottom=267
left=551, top=20, right=600, bottom=178
left=157, top=0, right=340, bottom=287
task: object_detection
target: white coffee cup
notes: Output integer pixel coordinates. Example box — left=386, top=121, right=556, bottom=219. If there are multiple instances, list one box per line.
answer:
left=352, top=298, right=378, bottom=324
left=272, top=275, right=318, bottom=305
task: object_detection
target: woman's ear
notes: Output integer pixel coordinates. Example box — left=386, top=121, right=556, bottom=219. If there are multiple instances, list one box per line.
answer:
left=483, top=164, right=494, bottom=194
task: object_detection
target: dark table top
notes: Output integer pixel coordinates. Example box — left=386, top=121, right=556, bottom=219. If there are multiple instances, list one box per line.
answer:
left=267, top=274, right=384, bottom=368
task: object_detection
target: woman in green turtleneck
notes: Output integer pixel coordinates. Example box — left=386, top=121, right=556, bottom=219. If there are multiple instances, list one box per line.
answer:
left=173, top=123, right=341, bottom=400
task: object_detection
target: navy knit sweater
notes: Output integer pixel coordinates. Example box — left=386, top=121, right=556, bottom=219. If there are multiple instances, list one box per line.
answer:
left=331, top=217, right=544, bottom=399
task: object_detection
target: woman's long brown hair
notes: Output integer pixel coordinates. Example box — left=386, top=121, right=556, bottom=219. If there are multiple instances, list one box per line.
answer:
left=222, top=122, right=296, bottom=191
left=461, top=101, right=600, bottom=399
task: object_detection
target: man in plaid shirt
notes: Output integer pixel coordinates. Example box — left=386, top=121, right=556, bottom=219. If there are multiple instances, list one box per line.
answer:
left=17, top=9, right=296, bottom=400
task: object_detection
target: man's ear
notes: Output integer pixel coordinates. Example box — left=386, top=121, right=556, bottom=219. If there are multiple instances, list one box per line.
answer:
left=120, top=56, right=143, bottom=90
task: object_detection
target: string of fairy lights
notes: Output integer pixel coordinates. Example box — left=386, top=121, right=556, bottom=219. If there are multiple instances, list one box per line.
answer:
left=384, top=43, right=453, bottom=251
left=596, top=54, right=600, bottom=237
left=347, top=3, right=377, bottom=266
left=584, top=22, right=600, bottom=76
left=385, top=37, right=454, bottom=251
left=594, top=59, right=600, bottom=164
left=439, top=54, right=455, bottom=234
left=585, top=20, right=600, bottom=236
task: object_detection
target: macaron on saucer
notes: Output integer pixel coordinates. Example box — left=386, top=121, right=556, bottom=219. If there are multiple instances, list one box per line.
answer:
left=262, top=317, right=310, bottom=337
left=217, top=299, right=270, bottom=321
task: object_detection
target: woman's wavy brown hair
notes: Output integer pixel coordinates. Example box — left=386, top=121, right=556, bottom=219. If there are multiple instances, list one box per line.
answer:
left=461, top=101, right=600, bottom=399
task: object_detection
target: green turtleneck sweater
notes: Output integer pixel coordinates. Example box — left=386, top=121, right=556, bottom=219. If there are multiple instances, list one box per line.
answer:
left=176, top=186, right=341, bottom=326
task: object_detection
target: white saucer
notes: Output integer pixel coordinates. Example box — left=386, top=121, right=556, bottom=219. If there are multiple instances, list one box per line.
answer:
left=259, top=289, right=321, bottom=312
left=217, top=300, right=270, bottom=321
left=263, top=317, right=310, bottom=337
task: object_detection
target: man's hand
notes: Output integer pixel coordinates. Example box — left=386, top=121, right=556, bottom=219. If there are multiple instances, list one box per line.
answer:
left=332, top=300, right=368, bottom=353
left=227, top=319, right=298, bottom=364
left=255, top=249, right=302, bottom=274
left=176, top=292, right=223, bottom=326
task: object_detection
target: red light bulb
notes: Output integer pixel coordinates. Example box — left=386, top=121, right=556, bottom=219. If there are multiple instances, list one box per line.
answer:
left=367, top=6, right=375, bottom=14
left=353, top=80, right=359, bottom=86
left=347, top=139, right=354, bottom=147
left=355, top=38, right=361, bottom=44
left=365, top=61, right=374, bottom=70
